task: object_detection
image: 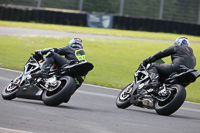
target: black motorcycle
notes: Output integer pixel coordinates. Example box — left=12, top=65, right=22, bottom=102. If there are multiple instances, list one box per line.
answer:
left=116, top=62, right=200, bottom=115
left=1, top=54, right=93, bottom=106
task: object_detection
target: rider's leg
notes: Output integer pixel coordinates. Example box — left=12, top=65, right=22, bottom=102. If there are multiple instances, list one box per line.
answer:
left=156, top=63, right=180, bottom=77
left=145, top=63, right=180, bottom=89
left=32, top=51, right=67, bottom=78
left=144, top=63, right=160, bottom=89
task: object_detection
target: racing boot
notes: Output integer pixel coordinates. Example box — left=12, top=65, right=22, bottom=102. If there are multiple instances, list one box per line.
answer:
left=31, top=58, right=53, bottom=78
left=143, top=73, right=160, bottom=89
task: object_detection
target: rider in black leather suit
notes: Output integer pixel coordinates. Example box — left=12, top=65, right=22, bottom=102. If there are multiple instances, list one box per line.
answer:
left=141, top=36, right=196, bottom=88
left=32, top=38, right=85, bottom=79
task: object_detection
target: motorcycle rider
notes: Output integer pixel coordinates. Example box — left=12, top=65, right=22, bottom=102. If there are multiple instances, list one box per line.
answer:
left=32, top=38, right=86, bottom=85
left=141, top=36, right=196, bottom=89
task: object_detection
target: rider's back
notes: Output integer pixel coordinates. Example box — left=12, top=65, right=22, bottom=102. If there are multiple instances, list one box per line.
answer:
left=171, top=45, right=196, bottom=69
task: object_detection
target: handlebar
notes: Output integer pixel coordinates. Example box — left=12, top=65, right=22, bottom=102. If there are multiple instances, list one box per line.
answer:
left=137, top=63, right=151, bottom=73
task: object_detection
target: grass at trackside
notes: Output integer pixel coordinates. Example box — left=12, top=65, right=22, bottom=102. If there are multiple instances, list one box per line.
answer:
left=1, top=20, right=200, bottom=42
left=0, top=36, right=200, bottom=103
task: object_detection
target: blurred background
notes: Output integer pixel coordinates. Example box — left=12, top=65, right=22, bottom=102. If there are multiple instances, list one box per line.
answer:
left=1, top=0, right=200, bottom=24
left=0, top=0, right=200, bottom=35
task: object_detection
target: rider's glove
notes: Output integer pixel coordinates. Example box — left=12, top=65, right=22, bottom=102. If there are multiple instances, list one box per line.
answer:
left=141, top=59, right=149, bottom=67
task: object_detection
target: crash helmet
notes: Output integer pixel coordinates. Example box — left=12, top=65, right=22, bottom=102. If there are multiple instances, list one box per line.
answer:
left=174, top=36, right=189, bottom=46
left=68, top=38, right=83, bottom=48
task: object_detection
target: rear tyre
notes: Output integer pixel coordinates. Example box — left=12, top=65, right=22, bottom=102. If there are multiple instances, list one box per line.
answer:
left=2, top=82, right=18, bottom=100
left=116, top=83, right=133, bottom=109
left=42, top=76, right=76, bottom=106
left=155, top=84, right=186, bottom=116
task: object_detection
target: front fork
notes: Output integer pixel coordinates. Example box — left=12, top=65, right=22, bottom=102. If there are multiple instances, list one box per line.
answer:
left=129, top=82, right=140, bottom=104
left=12, top=73, right=23, bottom=86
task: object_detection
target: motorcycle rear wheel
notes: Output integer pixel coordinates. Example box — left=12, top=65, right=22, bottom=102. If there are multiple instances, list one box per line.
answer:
left=42, top=76, right=76, bottom=106
left=116, top=83, right=133, bottom=109
left=155, top=84, right=186, bottom=116
left=1, top=82, right=18, bottom=100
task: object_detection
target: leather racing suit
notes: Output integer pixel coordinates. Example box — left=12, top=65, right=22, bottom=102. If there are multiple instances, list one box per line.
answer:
left=34, top=46, right=86, bottom=87
left=142, top=45, right=196, bottom=86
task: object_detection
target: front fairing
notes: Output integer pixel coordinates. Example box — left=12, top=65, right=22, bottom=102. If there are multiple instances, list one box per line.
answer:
left=19, top=55, right=41, bottom=86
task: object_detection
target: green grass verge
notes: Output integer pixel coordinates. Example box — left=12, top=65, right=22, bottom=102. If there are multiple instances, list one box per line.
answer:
left=1, top=20, right=200, bottom=42
left=0, top=36, right=200, bottom=103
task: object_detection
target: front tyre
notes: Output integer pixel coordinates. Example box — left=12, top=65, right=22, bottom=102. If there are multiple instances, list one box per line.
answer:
left=116, top=83, right=133, bottom=109
left=2, top=82, right=18, bottom=100
left=155, top=84, right=186, bottom=116
left=42, top=76, right=76, bottom=106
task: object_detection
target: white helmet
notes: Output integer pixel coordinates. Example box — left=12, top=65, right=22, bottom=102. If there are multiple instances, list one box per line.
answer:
left=174, top=36, right=189, bottom=46
left=68, top=38, right=83, bottom=49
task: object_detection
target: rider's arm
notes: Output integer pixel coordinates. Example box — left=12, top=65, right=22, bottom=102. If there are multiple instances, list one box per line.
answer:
left=143, top=45, right=176, bottom=64
left=55, top=46, right=70, bottom=55
left=35, top=48, right=59, bottom=55
left=35, top=48, right=52, bottom=55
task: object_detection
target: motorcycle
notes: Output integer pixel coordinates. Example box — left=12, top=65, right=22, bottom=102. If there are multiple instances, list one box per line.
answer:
left=116, top=62, right=200, bottom=116
left=1, top=54, right=94, bottom=106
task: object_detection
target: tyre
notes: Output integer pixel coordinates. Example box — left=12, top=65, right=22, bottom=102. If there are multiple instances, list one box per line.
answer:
left=42, top=76, right=76, bottom=106
left=116, top=83, right=133, bottom=109
left=1, top=82, right=18, bottom=100
left=155, top=84, right=186, bottom=116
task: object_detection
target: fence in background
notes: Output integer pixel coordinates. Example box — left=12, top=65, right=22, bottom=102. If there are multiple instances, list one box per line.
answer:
left=0, top=6, right=87, bottom=26
left=1, top=0, right=200, bottom=25
left=1, top=6, right=200, bottom=36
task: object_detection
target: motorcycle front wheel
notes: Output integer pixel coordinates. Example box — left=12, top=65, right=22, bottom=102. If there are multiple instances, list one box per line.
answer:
left=155, top=84, right=186, bottom=116
left=42, top=76, right=76, bottom=106
left=1, top=82, right=18, bottom=100
left=116, top=83, right=133, bottom=109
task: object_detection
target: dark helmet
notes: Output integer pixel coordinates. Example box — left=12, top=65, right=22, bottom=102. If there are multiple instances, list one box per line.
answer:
left=68, top=38, right=83, bottom=48
left=174, top=36, right=189, bottom=46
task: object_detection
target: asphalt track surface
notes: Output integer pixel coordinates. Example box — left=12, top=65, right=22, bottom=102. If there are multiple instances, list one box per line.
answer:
left=0, top=26, right=175, bottom=42
left=2, top=26, right=200, bottom=44
left=1, top=68, right=200, bottom=133
left=0, top=27, right=200, bottom=133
